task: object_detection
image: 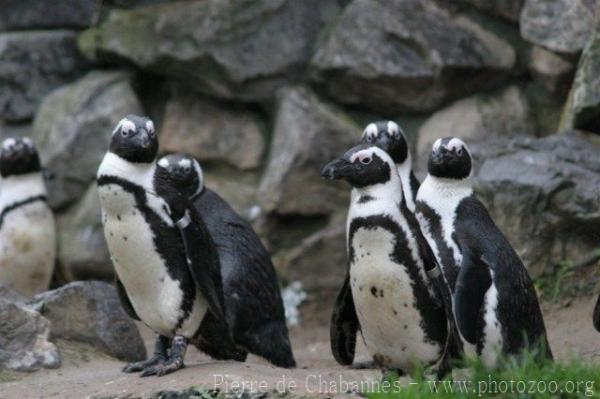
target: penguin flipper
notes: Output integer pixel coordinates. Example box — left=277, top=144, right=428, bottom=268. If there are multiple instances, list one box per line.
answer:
left=454, top=249, right=492, bottom=345
left=331, top=273, right=359, bottom=365
left=594, top=295, right=600, bottom=332
left=115, top=276, right=140, bottom=321
left=175, top=206, right=227, bottom=323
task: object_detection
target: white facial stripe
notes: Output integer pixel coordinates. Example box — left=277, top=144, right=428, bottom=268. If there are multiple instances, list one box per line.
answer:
left=22, top=137, right=33, bottom=147
left=178, top=159, right=191, bottom=169
left=447, top=138, right=468, bottom=153
left=113, top=118, right=136, bottom=136
left=362, top=123, right=378, bottom=139
left=350, top=147, right=392, bottom=165
left=192, top=159, right=204, bottom=196
left=350, top=149, right=373, bottom=163
left=2, top=138, right=16, bottom=150
left=146, top=120, right=154, bottom=133
left=158, top=158, right=170, bottom=168
left=387, top=121, right=399, bottom=136
left=432, top=138, right=442, bottom=152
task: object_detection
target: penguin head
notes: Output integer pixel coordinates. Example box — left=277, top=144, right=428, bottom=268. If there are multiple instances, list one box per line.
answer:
left=155, top=154, right=204, bottom=198
left=428, top=137, right=472, bottom=180
left=321, top=144, right=394, bottom=189
left=0, top=137, right=41, bottom=178
left=360, top=121, right=409, bottom=164
left=109, top=115, right=158, bottom=163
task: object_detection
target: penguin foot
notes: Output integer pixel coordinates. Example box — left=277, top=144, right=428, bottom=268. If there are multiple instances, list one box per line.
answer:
left=141, top=335, right=188, bottom=377
left=122, top=355, right=164, bottom=373
left=122, top=334, right=169, bottom=373
left=139, top=357, right=185, bottom=377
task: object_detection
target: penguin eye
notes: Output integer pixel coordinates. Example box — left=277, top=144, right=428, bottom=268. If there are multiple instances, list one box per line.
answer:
left=360, top=156, right=372, bottom=165
left=456, top=148, right=463, bottom=156
left=121, top=129, right=130, bottom=138
left=183, top=166, right=191, bottom=174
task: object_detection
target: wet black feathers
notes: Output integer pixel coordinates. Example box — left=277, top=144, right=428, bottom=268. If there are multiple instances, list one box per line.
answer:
left=193, top=188, right=296, bottom=368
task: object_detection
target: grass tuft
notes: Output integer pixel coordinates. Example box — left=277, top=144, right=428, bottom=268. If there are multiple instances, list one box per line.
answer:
left=365, top=349, right=600, bottom=398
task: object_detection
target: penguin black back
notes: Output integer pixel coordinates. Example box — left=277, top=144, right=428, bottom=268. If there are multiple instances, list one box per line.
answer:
left=157, top=154, right=296, bottom=368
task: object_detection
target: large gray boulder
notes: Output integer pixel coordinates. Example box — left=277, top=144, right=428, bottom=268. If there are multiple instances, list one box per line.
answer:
left=78, top=0, right=341, bottom=102
left=57, top=183, right=113, bottom=282
left=310, top=0, right=515, bottom=113
left=31, top=281, right=146, bottom=362
left=258, top=87, right=360, bottom=216
left=0, top=30, right=88, bottom=122
left=520, top=0, right=597, bottom=54
left=417, top=86, right=536, bottom=159
left=160, top=89, right=266, bottom=170
left=559, top=12, right=600, bottom=134
left=31, top=70, right=143, bottom=209
left=0, top=0, right=99, bottom=31
left=471, top=133, right=600, bottom=277
left=528, top=46, right=574, bottom=95
left=0, top=287, right=60, bottom=372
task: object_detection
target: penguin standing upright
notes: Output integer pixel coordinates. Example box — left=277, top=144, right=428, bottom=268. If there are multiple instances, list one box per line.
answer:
left=322, top=144, right=457, bottom=376
left=360, top=121, right=420, bottom=211
left=154, top=154, right=296, bottom=368
left=416, top=137, right=552, bottom=367
left=0, top=137, right=56, bottom=297
left=97, top=115, right=229, bottom=377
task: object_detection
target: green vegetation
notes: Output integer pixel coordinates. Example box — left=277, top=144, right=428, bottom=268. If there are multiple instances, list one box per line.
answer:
left=366, top=350, right=600, bottom=398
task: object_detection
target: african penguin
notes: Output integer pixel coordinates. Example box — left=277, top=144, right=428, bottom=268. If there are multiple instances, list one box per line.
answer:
left=156, top=153, right=296, bottom=368
left=0, top=137, right=56, bottom=298
left=322, top=144, right=457, bottom=377
left=360, top=121, right=420, bottom=212
left=415, top=137, right=552, bottom=367
left=97, top=115, right=227, bottom=377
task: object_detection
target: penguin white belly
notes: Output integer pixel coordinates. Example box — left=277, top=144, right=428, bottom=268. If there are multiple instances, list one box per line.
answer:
left=480, top=282, right=502, bottom=367
left=0, top=201, right=55, bottom=297
left=99, top=184, right=207, bottom=338
left=350, top=226, right=441, bottom=371
left=459, top=282, right=503, bottom=367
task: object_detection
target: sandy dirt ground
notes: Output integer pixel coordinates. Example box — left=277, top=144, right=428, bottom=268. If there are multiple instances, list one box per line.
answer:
left=1, top=295, right=599, bottom=399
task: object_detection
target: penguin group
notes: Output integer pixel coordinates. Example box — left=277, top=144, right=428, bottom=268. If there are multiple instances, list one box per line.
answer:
left=322, top=121, right=554, bottom=377
left=2, top=113, right=597, bottom=381
left=96, top=115, right=294, bottom=376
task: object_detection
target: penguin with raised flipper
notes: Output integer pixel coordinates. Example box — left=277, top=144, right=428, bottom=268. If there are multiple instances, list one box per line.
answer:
left=155, top=153, right=296, bottom=369
left=322, top=144, right=458, bottom=377
left=0, top=137, right=56, bottom=297
left=360, top=121, right=420, bottom=212
left=97, top=115, right=229, bottom=376
left=416, top=137, right=552, bottom=367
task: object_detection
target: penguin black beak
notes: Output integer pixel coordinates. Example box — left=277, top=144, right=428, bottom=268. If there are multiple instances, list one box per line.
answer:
left=321, top=158, right=354, bottom=181
left=139, top=129, right=151, bottom=149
